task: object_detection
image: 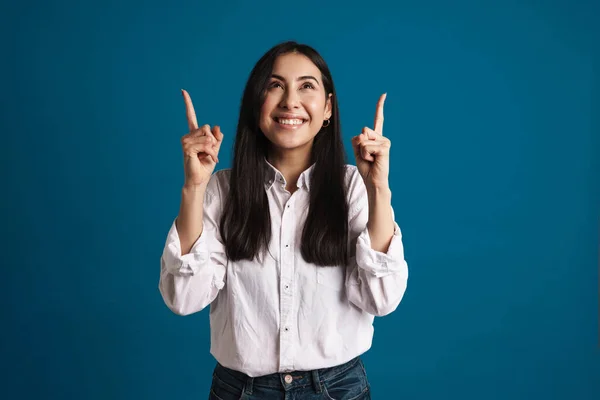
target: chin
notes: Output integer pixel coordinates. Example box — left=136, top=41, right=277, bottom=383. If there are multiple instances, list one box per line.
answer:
left=263, top=125, right=313, bottom=148
left=267, top=135, right=314, bottom=151
left=272, top=139, right=312, bottom=151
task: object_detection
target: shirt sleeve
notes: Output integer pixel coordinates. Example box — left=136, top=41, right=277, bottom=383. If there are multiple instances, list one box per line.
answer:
left=345, top=169, right=409, bottom=316
left=158, top=173, right=228, bottom=316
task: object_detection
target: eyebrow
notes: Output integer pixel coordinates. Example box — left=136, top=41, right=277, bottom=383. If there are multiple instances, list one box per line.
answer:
left=271, top=74, right=320, bottom=85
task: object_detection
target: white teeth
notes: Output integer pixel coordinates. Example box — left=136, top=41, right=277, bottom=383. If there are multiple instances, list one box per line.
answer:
left=278, top=118, right=305, bottom=125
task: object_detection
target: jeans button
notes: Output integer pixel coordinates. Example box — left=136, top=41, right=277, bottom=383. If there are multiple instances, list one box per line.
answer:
left=284, top=374, right=293, bottom=384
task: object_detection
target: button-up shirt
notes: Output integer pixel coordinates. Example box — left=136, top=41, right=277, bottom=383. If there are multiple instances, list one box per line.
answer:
left=159, top=161, right=409, bottom=377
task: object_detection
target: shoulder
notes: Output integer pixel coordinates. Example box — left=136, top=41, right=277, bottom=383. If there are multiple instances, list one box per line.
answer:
left=343, top=164, right=367, bottom=219
left=343, top=164, right=364, bottom=192
left=343, top=164, right=360, bottom=183
left=206, top=168, right=232, bottom=200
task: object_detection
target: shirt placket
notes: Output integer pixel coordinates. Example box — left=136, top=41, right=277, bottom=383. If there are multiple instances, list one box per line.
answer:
left=278, top=188, right=296, bottom=372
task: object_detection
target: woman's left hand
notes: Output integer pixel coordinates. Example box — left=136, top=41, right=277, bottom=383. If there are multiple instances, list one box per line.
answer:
left=351, top=93, right=391, bottom=190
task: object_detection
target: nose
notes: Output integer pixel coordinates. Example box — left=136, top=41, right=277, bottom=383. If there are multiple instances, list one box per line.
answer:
left=279, top=88, right=300, bottom=109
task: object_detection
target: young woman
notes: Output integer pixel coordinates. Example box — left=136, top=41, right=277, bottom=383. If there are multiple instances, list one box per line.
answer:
left=159, top=41, right=409, bottom=399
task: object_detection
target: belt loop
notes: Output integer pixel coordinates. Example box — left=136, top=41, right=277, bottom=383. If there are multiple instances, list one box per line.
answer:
left=311, top=369, right=322, bottom=393
left=244, top=376, right=254, bottom=395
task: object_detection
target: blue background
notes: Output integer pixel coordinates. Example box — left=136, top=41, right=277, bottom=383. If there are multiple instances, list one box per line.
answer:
left=1, top=0, right=598, bottom=398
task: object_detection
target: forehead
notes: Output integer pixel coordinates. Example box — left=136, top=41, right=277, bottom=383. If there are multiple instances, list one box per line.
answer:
left=271, top=52, right=321, bottom=81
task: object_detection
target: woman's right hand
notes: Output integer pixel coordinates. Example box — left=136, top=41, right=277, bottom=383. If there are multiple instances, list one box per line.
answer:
left=180, top=89, right=224, bottom=188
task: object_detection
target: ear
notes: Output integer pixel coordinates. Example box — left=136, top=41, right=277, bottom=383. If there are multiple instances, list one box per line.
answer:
left=324, top=93, right=333, bottom=120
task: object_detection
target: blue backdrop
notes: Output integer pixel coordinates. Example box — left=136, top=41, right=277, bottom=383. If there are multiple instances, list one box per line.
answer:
left=2, top=0, right=598, bottom=399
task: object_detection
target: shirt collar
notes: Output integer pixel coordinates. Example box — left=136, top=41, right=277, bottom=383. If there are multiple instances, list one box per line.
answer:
left=263, top=158, right=315, bottom=191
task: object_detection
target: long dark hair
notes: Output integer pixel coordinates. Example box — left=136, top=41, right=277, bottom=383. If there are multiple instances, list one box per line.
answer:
left=220, top=41, right=348, bottom=267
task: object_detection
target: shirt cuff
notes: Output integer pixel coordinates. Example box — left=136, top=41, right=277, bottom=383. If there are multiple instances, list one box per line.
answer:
left=355, top=222, right=406, bottom=278
left=162, top=219, right=209, bottom=276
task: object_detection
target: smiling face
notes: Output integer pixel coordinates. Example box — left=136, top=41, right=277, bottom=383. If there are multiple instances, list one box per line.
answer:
left=259, top=52, right=332, bottom=155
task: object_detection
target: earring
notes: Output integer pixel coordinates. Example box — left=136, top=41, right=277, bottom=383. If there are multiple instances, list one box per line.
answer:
left=322, top=119, right=330, bottom=127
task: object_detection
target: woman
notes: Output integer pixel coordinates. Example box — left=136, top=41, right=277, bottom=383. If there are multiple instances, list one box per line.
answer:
left=159, top=41, right=409, bottom=399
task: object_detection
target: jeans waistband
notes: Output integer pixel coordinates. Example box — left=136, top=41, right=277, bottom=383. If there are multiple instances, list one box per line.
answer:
left=215, top=356, right=362, bottom=394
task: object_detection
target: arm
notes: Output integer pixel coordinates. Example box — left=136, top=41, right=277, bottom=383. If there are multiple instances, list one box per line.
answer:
left=346, top=92, right=409, bottom=316
left=159, top=173, right=228, bottom=316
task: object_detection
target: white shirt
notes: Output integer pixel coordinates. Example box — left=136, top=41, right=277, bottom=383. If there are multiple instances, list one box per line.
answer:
left=159, top=161, right=409, bottom=377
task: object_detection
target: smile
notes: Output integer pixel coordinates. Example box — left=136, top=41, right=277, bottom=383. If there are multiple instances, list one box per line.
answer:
left=274, top=117, right=308, bottom=129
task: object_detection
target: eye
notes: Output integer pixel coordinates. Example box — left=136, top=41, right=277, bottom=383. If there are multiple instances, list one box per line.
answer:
left=301, top=82, right=315, bottom=90
left=268, top=81, right=283, bottom=90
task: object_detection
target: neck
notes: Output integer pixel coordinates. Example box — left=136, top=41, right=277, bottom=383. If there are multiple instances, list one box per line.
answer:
left=267, top=146, right=313, bottom=191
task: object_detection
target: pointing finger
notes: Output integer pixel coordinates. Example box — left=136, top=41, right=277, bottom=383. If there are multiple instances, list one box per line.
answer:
left=373, top=93, right=386, bottom=133
left=182, top=89, right=198, bottom=132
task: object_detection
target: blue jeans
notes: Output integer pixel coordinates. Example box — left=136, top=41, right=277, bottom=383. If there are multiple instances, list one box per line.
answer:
left=209, top=356, right=371, bottom=400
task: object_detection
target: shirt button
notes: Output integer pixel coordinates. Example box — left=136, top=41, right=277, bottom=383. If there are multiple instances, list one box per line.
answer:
left=285, top=374, right=293, bottom=383
left=284, top=327, right=289, bottom=332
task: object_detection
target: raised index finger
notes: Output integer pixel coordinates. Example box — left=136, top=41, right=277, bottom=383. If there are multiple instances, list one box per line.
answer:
left=373, top=93, right=386, bottom=133
left=182, top=89, right=198, bottom=132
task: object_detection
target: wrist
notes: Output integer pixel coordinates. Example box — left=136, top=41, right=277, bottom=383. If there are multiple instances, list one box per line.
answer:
left=182, top=184, right=208, bottom=197
left=182, top=182, right=208, bottom=192
left=366, top=183, right=392, bottom=199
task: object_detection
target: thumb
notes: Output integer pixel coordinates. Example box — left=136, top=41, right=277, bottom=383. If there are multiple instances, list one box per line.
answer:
left=351, top=135, right=362, bottom=160
left=212, top=125, right=224, bottom=141
left=212, top=125, right=225, bottom=150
